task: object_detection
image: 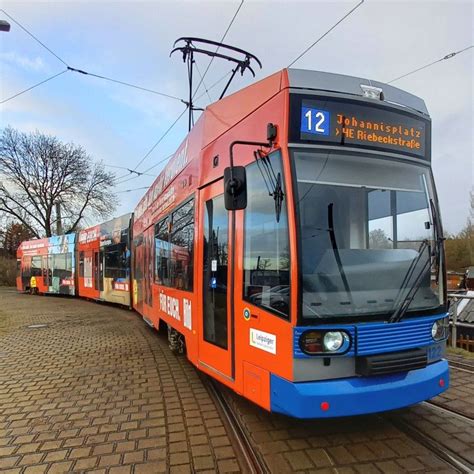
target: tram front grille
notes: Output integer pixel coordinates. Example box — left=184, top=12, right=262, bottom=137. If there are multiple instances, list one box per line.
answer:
left=355, top=348, right=428, bottom=376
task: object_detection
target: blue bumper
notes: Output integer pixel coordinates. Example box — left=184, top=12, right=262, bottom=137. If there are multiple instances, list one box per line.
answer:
left=270, top=360, right=449, bottom=418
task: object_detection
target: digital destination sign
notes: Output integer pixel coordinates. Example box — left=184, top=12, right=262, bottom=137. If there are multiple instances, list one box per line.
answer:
left=290, top=95, right=430, bottom=159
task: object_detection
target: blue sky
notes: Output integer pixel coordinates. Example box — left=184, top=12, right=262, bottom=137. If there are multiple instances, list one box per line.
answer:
left=1, top=0, right=472, bottom=234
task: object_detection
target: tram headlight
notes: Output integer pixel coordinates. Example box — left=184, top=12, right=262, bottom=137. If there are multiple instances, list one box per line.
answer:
left=323, top=331, right=345, bottom=352
left=432, top=318, right=448, bottom=341
left=299, top=330, right=351, bottom=355
left=300, top=331, right=323, bottom=354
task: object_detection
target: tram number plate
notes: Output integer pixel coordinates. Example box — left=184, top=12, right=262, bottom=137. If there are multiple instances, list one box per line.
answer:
left=427, top=343, right=444, bottom=363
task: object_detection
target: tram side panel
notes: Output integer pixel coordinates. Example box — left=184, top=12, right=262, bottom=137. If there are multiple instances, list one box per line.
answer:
left=17, top=235, right=76, bottom=295
left=99, top=214, right=132, bottom=307
left=77, top=226, right=101, bottom=300
left=131, top=85, right=293, bottom=405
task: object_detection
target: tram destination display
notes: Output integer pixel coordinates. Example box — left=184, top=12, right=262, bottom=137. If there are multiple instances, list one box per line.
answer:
left=290, top=95, right=430, bottom=159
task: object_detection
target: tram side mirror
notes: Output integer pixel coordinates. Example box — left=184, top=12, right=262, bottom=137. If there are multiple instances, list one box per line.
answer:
left=224, top=166, right=247, bottom=210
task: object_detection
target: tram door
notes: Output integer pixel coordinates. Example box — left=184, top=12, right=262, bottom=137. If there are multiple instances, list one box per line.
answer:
left=198, top=181, right=233, bottom=380
left=94, top=250, right=104, bottom=292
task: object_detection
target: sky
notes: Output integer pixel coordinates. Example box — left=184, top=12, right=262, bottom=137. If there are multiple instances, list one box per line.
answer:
left=0, top=0, right=473, bottom=234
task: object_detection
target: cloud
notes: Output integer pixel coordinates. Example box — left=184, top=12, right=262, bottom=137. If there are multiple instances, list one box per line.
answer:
left=0, top=51, right=49, bottom=73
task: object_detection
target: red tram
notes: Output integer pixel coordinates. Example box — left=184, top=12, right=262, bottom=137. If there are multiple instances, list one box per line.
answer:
left=18, top=68, right=449, bottom=418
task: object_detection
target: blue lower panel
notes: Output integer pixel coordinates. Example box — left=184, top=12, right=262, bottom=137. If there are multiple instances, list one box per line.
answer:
left=270, top=360, right=449, bottom=418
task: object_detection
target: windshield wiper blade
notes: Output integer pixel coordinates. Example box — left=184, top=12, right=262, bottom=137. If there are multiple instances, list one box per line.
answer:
left=327, top=203, right=353, bottom=307
left=390, top=240, right=429, bottom=313
left=388, top=242, right=432, bottom=323
left=254, top=150, right=284, bottom=222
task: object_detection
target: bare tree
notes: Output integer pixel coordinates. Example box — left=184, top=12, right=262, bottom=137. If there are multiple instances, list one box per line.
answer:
left=0, top=127, right=117, bottom=237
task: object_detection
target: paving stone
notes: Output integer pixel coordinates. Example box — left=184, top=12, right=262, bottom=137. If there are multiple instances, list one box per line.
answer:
left=3, top=289, right=469, bottom=474
left=46, top=461, right=74, bottom=473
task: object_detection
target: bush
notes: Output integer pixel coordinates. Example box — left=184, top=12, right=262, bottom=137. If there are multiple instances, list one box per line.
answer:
left=0, top=256, right=16, bottom=286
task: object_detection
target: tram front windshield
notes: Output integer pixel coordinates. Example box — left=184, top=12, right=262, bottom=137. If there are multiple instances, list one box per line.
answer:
left=292, top=149, right=444, bottom=321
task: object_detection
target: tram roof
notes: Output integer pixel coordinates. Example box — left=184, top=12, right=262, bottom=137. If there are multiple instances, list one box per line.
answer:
left=134, top=68, right=429, bottom=222
left=287, top=69, right=429, bottom=116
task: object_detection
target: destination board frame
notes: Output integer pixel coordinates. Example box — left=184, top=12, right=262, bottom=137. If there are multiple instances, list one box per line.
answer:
left=288, top=93, right=431, bottom=160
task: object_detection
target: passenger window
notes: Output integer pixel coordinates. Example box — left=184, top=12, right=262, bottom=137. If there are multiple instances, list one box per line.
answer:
left=155, top=216, right=171, bottom=286
left=170, top=200, right=194, bottom=291
left=31, top=256, right=42, bottom=277
left=243, top=151, right=290, bottom=318
left=154, top=199, right=194, bottom=291
left=104, top=243, right=128, bottom=280
left=79, top=251, right=85, bottom=277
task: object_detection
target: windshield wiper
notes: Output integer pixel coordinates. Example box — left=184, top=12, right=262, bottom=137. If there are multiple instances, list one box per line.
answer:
left=327, top=203, right=353, bottom=307
left=254, top=150, right=284, bottom=222
left=388, top=241, right=431, bottom=323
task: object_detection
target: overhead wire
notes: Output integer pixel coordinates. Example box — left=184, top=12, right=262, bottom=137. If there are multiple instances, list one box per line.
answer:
left=194, top=61, right=212, bottom=103
left=114, top=153, right=176, bottom=186
left=66, top=67, right=184, bottom=101
left=2, top=7, right=191, bottom=192
left=387, top=45, right=473, bottom=83
left=104, top=164, right=155, bottom=177
left=0, top=69, right=68, bottom=104
left=130, top=106, right=188, bottom=173
left=0, top=9, right=184, bottom=103
left=192, top=0, right=244, bottom=99
left=0, top=8, right=68, bottom=67
left=287, top=0, right=365, bottom=67
left=116, top=186, right=151, bottom=193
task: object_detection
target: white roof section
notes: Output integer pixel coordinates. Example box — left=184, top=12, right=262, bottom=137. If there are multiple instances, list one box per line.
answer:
left=287, top=69, right=429, bottom=116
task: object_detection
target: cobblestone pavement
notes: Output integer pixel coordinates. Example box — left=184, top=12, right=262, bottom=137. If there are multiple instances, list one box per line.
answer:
left=393, top=402, right=474, bottom=466
left=432, top=364, right=474, bottom=419
left=2, top=288, right=473, bottom=474
left=0, top=288, right=242, bottom=473
left=225, top=386, right=467, bottom=473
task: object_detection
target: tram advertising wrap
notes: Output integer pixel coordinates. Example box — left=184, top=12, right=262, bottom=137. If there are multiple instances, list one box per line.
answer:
left=289, top=95, right=431, bottom=159
left=17, top=69, right=448, bottom=419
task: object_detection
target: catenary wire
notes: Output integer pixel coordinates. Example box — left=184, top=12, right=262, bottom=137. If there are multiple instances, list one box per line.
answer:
left=1, top=9, right=184, bottom=103
left=287, top=0, right=365, bottom=67
left=116, top=186, right=151, bottom=193
left=0, top=69, right=68, bottom=104
left=192, top=0, right=244, bottom=99
left=131, top=106, right=188, bottom=173
left=114, top=153, right=175, bottom=186
left=115, top=71, right=233, bottom=187
left=195, top=70, right=232, bottom=103
left=388, top=45, right=473, bottom=83
left=104, top=164, right=155, bottom=177
left=66, top=67, right=184, bottom=101
left=194, top=61, right=213, bottom=103
left=0, top=8, right=68, bottom=67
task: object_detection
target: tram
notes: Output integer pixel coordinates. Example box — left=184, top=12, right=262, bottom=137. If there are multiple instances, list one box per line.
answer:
left=17, top=68, right=449, bottom=418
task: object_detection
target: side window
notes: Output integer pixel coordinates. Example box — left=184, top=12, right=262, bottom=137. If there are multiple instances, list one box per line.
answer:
left=155, top=216, right=171, bottom=286
left=170, top=199, right=194, bottom=291
left=79, top=251, right=84, bottom=277
left=104, top=244, right=127, bottom=280
left=31, top=256, right=42, bottom=277
left=154, top=199, right=195, bottom=291
left=243, top=151, right=290, bottom=318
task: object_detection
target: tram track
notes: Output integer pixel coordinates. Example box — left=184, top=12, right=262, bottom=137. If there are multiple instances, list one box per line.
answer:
left=385, top=411, right=474, bottom=474
left=204, top=378, right=269, bottom=474
left=448, top=358, right=474, bottom=374
left=423, top=400, right=473, bottom=423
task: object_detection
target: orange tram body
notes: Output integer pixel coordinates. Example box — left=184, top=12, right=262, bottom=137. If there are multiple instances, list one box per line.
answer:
left=18, top=69, right=449, bottom=418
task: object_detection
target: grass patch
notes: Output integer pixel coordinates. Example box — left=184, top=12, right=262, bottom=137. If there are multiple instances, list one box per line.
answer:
left=447, top=346, right=474, bottom=359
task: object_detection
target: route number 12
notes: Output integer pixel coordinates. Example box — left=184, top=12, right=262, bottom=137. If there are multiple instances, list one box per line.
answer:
left=300, top=107, right=330, bottom=136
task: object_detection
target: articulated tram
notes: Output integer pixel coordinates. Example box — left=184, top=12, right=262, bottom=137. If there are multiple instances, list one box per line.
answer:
left=17, top=69, right=449, bottom=418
